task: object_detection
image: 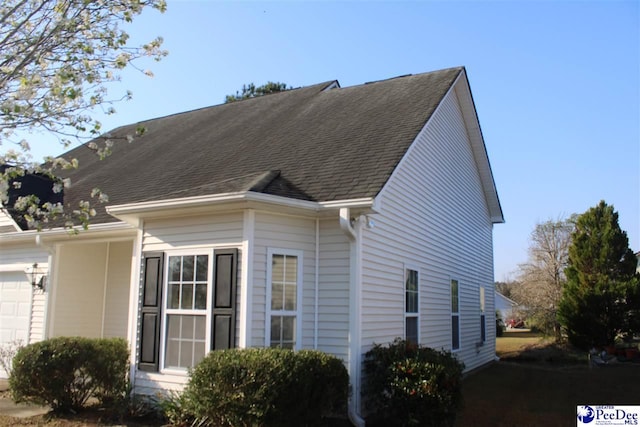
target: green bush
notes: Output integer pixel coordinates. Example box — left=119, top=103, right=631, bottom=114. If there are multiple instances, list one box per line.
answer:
left=9, top=337, right=129, bottom=413
left=364, top=338, right=464, bottom=427
left=180, top=348, right=348, bottom=426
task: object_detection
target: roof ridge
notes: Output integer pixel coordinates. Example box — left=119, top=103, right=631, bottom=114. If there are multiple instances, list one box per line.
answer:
left=357, top=66, right=464, bottom=87
left=102, top=80, right=338, bottom=133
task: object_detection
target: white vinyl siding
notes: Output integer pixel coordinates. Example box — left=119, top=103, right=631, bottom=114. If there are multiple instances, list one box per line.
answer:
left=250, top=212, right=350, bottom=363
left=50, top=241, right=132, bottom=339
left=141, top=212, right=244, bottom=343
left=103, top=241, right=134, bottom=338
left=316, top=218, right=350, bottom=362
left=142, top=213, right=243, bottom=252
left=51, top=243, right=109, bottom=338
left=361, top=84, right=496, bottom=371
left=253, top=212, right=317, bottom=350
left=29, top=292, right=46, bottom=343
left=135, top=213, right=243, bottom=394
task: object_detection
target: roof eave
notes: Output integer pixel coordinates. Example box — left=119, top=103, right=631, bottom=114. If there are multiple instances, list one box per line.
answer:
left=0, top=221, right=135, bottom=244
left=106, top=191, right=377, bottom=225
left=454, top=68, right=505, bottom=224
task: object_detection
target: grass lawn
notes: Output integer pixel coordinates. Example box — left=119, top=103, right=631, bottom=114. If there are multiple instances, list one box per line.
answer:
left=495, top=329, right=554, bottom=356
left=456, top=330, right=640, bottom=427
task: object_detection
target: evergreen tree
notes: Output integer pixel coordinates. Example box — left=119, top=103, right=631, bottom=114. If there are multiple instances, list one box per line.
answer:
left=557, top=201, right=639, bottom=348
left=225, top=82, right=291, bottom=103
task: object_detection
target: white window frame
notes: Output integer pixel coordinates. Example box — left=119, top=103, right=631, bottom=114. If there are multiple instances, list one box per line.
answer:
left=159, top=249, right=213, bottom=374
left=265, top=248, right=304, bottom=350
left=404, top=266, right=420, bottom=345
left=451, top=278, right=460, bottom=351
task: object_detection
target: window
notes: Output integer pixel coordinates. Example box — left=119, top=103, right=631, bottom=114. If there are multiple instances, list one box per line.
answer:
left=451, top=279, right=460, bottom=350
left=480, top=286, right=486, bottom=342
left=267, top=249, right=302, bottom=349
left=405, top=268, right=419, bottom=345
left=164, top=254, right=210, bottom=370
left=138, top=249, right=237, bottom=373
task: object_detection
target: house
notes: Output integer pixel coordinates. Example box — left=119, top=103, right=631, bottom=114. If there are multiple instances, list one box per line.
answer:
left=495, top=291, right=518, bottom=323
left=0, top=66, right=503, bottom=423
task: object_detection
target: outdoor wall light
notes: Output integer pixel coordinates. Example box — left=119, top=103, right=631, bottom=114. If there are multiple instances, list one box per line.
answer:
left=28, top=263, right=47, bottom=291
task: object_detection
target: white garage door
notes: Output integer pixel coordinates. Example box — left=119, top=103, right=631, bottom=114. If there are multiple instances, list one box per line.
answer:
left=0, top=272, right=32, bottom=345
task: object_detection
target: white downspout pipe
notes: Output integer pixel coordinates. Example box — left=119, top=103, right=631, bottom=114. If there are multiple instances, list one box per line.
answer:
left=340, top=208, right=366, bottom=427
left=126, top=221, right=144, bottom=391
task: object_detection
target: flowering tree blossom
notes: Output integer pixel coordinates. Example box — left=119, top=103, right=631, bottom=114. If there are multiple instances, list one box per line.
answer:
left=0, top=0, right=167, bottom=230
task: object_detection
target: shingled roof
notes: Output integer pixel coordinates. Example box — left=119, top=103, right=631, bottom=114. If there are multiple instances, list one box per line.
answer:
left=55, top=67, right=465, bottom=224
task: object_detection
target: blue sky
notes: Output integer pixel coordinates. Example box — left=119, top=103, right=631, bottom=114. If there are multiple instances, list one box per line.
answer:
left=27, top=0, right=640, bottom=280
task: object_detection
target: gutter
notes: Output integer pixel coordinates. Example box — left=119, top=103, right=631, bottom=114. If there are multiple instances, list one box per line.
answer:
left=107, top=191, right=377, bottom=225
left=0, top=221, right=134, bottom=243
left=340, top=208, right=366, bottom=427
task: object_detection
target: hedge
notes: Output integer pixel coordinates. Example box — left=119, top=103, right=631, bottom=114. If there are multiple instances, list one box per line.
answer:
left=364, top=338, right=465, bottom=427
left=178, top=348, right=348, bottom=426
left=9, top=337, right=129, bottom=413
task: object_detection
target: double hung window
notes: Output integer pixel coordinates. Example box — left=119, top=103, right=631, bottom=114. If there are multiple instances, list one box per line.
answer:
left=138, top=249, right=237, bottom=373
left=267, top=249, right=302, bottom=349
left=451, top=279, right=460, bottom=350
left=164, top=254, right=209, bottom=370
left=405, top=268, right=419, bottom=345
left=480, top=286, right=486, bottom=342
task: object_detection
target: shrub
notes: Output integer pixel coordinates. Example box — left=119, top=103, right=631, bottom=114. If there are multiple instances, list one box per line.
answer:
left=180, top=348, right=349, bottom=426
left=157, top=390, right=195, bottom=427
left=0, top=339, right=23, bottom=377
left=9, top=337, right=129, bottom=413
left=364, top=338, right=464, bottom=427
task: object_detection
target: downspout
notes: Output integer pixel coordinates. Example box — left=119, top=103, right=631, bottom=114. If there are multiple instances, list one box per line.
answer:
left=339, top=208, right=366, bottom=427
left=126, top=220, right=144, bottom=391
left=100, top=242, right=111, bottom=338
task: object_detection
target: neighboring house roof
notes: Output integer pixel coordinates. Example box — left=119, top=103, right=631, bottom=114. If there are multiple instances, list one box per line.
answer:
left=7, top=66, right=503, bottom=228
left=495, top=291, right=518, bottom=308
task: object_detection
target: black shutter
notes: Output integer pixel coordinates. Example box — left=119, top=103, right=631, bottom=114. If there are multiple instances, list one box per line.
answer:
left=212, top=249, right=237, bottom=350
left=138, top=252, right=163, bottom=371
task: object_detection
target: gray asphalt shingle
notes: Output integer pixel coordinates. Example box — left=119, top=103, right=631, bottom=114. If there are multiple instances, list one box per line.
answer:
left=57, top=67, right=463, bottom=224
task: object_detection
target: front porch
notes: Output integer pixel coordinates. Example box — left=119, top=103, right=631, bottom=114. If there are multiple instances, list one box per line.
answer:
left=47, top=239, right=134, bottom=340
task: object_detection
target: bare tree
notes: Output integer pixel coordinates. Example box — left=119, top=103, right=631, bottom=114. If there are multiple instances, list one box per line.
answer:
left=495, top=280, right=518, bottom=300
left=513, top=217, right=575, bottom=340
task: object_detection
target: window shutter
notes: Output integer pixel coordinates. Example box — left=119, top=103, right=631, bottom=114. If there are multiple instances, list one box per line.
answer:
left=212, top=249, right=237, bottom=350
left=138, top=252, right=164, bottom=371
